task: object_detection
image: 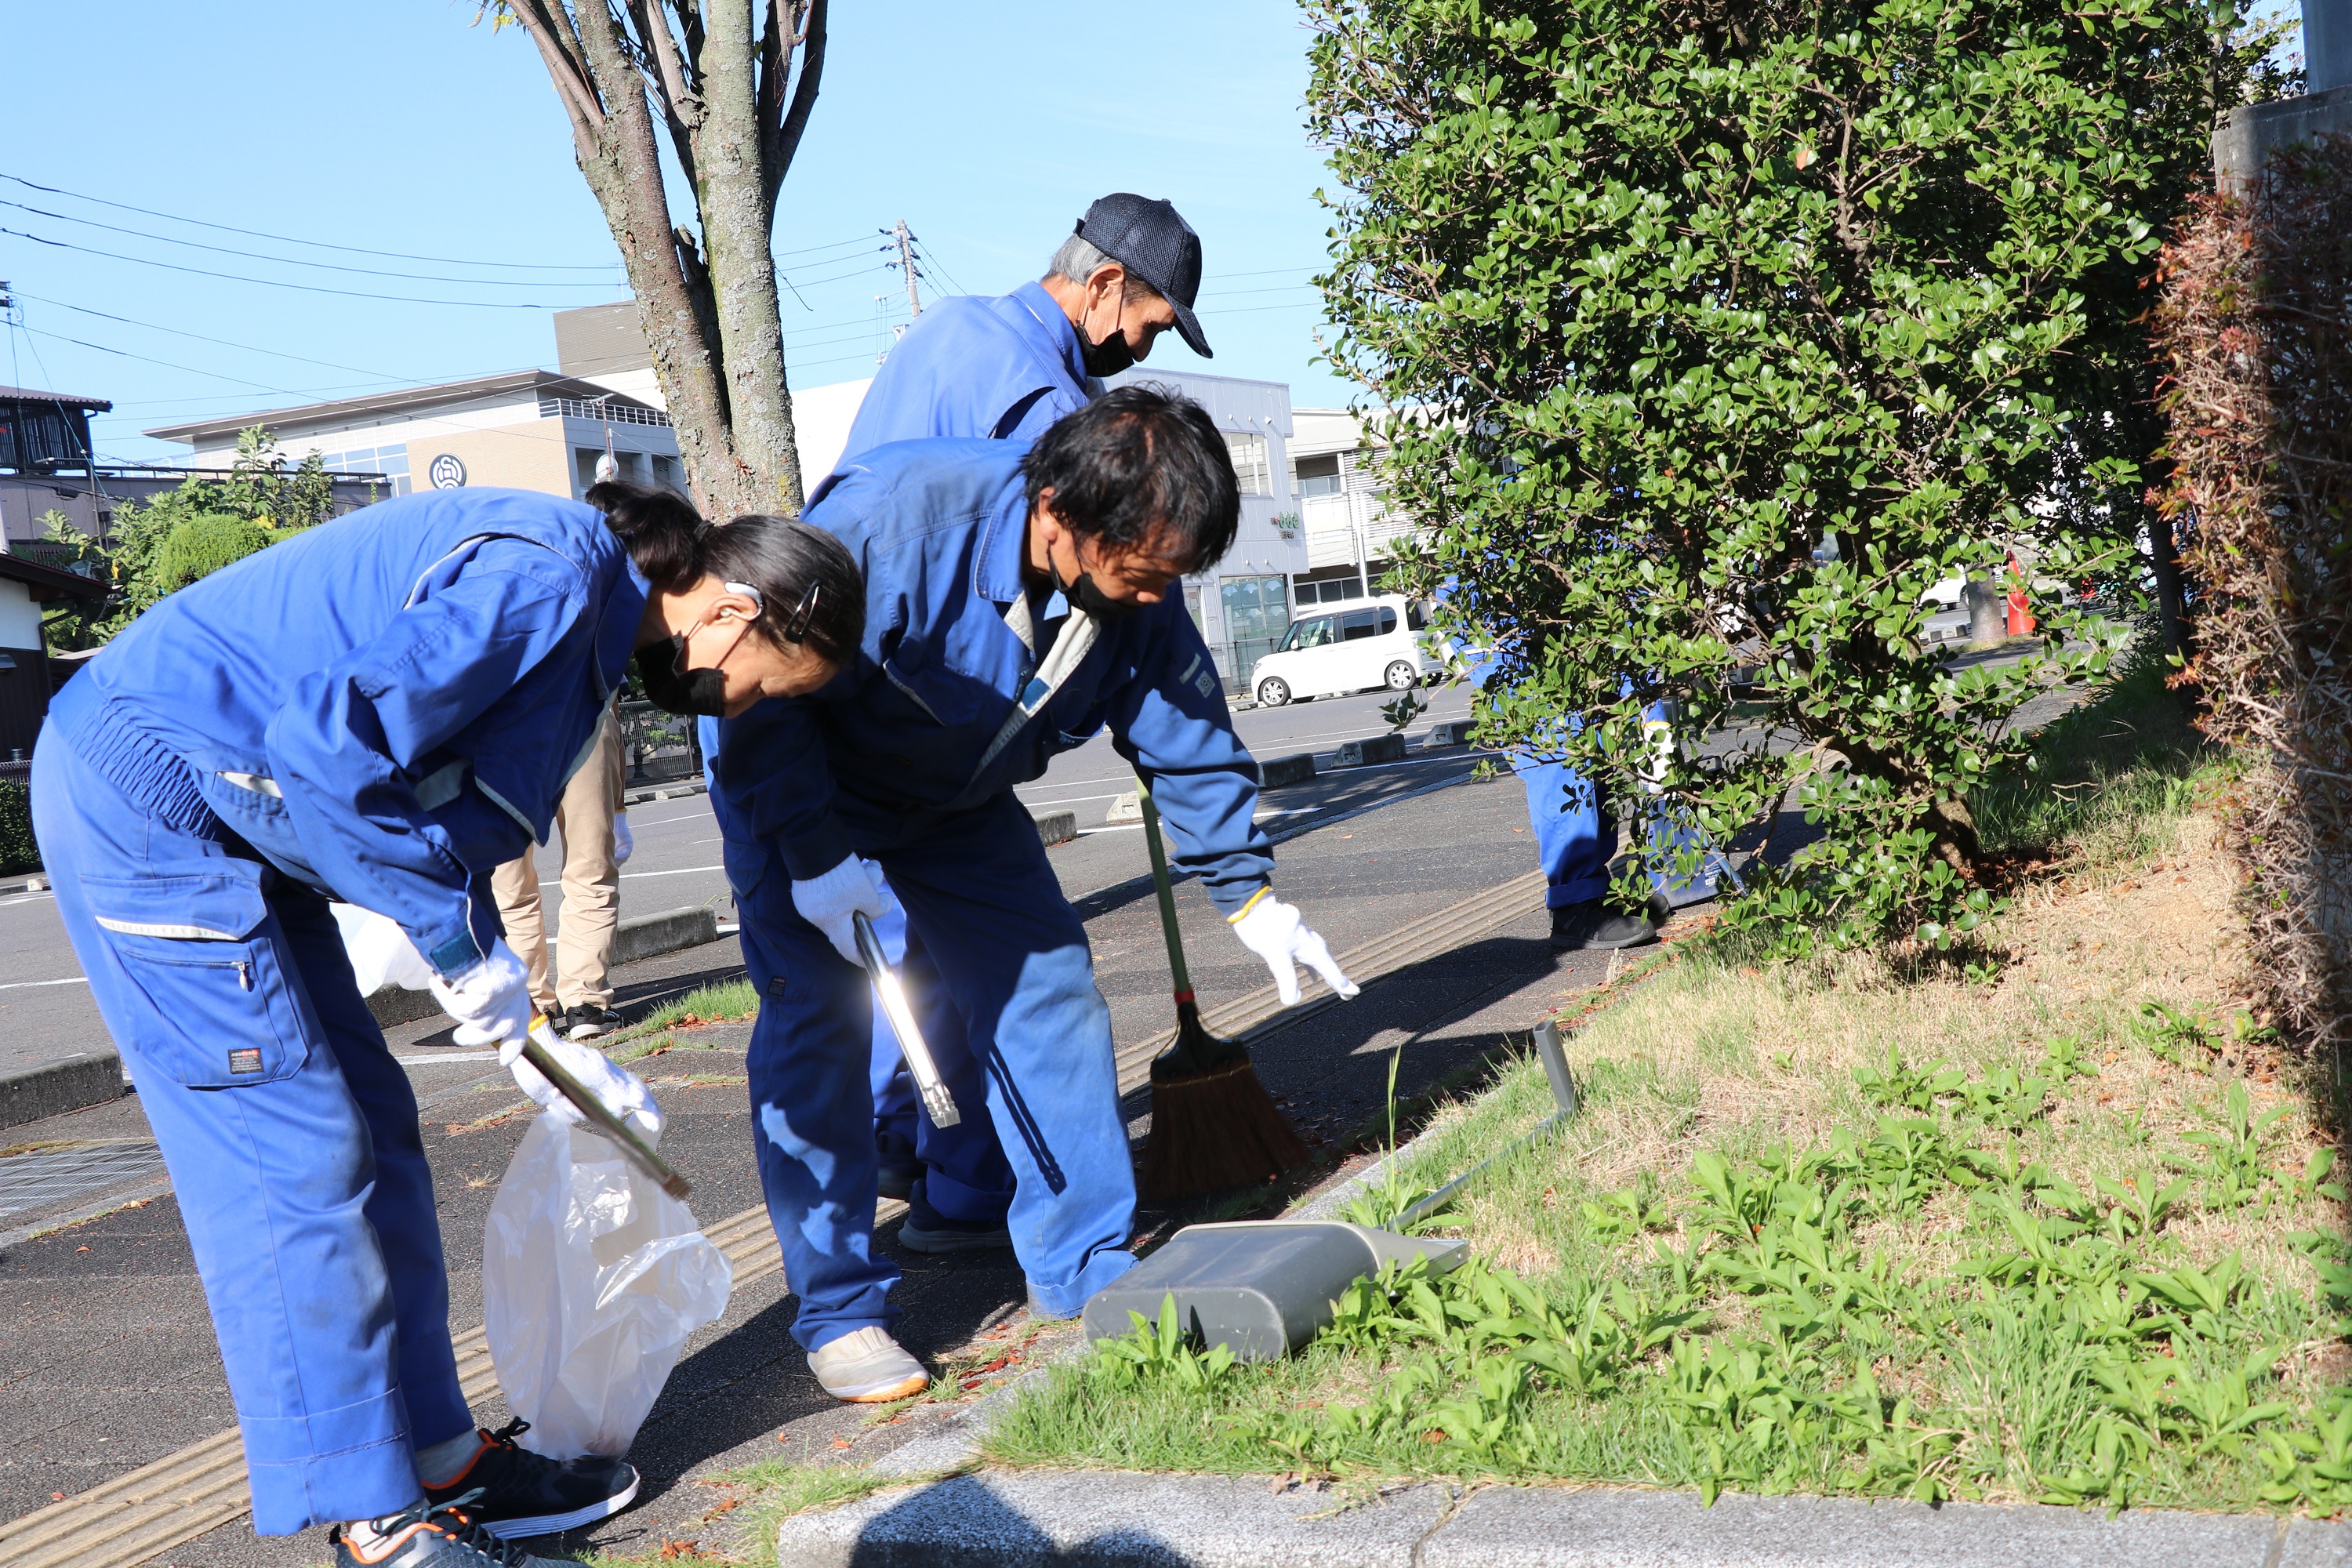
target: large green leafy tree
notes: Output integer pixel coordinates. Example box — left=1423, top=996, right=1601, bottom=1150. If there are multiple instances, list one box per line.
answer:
left=1308, top=0, right=2267, bottom=951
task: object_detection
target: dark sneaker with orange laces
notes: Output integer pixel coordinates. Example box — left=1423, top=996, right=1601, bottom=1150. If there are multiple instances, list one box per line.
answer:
left=332, top=1492, right=584, bottom=1566
left=421, top=1420, right=639, bottom=1540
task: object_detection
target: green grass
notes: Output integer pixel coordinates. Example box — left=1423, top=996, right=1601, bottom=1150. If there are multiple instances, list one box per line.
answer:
left=612, top=978, right=762, bottom=1055
left=987, top=664, right=2352, bottom=1515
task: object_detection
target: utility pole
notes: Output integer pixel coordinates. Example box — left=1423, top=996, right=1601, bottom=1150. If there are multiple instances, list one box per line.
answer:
left=891, top=221, right=923, bottom=318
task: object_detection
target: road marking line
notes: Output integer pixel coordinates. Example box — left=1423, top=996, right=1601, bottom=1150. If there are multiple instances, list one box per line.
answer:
left=0, top=977, right=88, bottom=991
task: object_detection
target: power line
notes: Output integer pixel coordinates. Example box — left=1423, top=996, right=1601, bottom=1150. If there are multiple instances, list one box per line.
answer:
left=0, top=227, right=574, bottom=310
left=0, top=198, right=622, bottom=290
left=13, top=291, right=407, bottom=380
left=0, top=170, right=625, bottom=273
left=904, top=227, right=967, bottom=299
left=3, top=172, right=891, bottom=279
left=10, top=321, right=315, bottom=396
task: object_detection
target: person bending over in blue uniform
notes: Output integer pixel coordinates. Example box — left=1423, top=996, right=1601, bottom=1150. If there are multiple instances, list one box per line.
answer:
left=818, top=192, right=1214, bottom=1224
left=716, top=387, right=1358, bottom=1404
left=33, top=481, right=860, bottom=1568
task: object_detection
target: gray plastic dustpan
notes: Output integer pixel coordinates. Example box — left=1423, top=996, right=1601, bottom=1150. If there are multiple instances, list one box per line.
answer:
left=1080, top=1221, right=1467, bottom=1361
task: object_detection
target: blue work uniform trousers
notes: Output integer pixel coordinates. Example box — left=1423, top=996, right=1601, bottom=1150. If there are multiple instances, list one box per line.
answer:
left=31, top=722, right=470, bottom=1535
left=741, top=790, right=1137, bottom=1348
left=868, top=926, right=1021, bottom=1224
left=1515, top=754, right=1613, bottom=909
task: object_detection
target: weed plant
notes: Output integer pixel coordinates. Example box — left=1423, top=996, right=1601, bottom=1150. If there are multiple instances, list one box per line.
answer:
left=989, top=676, right=2350, bottom=1515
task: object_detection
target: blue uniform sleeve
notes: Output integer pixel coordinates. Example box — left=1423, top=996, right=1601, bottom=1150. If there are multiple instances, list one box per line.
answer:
left=714, top=694, right=857, bottom=884
left=715, top=492, right=915, bottom=884
left=1109, top=607, right=1275, bottom=913
left=265, top=541, right=591, bottom=975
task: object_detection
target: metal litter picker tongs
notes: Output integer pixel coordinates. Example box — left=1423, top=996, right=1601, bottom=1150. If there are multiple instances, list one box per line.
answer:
left=519, top=1015, right=693, bottom=1199
left=855, top=910, right=961, bottom=1127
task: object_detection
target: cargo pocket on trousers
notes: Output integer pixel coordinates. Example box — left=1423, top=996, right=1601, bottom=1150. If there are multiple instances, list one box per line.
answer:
left=82, top=861, right=310, bottom=1088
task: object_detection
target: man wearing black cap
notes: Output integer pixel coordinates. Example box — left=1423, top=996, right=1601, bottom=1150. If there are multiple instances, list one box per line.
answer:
left=750, top=194, right=1219, bottom=1272
left=834, top=193, right=1212, bottom=465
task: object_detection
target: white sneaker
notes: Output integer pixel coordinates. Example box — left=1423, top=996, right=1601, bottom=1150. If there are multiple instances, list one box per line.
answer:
left=808, top=1327, right=929, bottom=1403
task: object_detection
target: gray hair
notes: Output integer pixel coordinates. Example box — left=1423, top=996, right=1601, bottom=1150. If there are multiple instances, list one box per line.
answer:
left=1046, top=233, right=1156, bottom=301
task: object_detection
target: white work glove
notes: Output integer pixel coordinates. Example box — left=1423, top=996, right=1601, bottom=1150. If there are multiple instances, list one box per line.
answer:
left=1231, top=892, right=1361, bottom=1007
left=792, top=855, right=904, bottom=965
left=503, top=1020, right=664, bottom=1144
left=426, top=939, right=536, bottom=1049
left=612, top=812, right=634, bottom=865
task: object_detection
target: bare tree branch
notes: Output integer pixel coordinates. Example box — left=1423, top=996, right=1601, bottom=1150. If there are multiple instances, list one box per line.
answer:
left=768, top=0, right=826, bottom=209
left=506, top=0, right=608, bottom=155
left=628, top=0, right=704, bottom=189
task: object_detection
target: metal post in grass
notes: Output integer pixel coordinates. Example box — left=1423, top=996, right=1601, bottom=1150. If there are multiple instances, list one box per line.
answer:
left=1398, top=1019, right=1580, bottom=1229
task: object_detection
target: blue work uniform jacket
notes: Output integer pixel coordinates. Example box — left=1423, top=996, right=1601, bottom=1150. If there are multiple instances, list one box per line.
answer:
left=837, top=281, right=1094, bottom=466
left=717, top=440, right=1273, bottom=912
left=49, top=488, right=646, bottom=977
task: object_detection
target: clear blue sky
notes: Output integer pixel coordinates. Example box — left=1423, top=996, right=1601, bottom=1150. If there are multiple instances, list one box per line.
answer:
left=0, top=3, right=1352, bottom=467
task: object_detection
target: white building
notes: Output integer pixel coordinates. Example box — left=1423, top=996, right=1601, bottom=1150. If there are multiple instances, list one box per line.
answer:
left=147, top=368, right=689, bottom=503
left=1288, top=407, right=1412, bottom=608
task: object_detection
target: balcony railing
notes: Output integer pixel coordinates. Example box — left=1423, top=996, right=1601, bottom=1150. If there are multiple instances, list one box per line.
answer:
left=540, top=397, right=673, bottom=427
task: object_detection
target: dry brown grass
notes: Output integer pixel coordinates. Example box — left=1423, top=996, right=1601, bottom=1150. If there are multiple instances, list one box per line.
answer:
left=1418, top=808, right=2343, bottom=1312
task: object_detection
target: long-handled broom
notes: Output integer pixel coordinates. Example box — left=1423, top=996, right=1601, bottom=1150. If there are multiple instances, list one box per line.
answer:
left=1134, top=777, right=1310, bottom=1200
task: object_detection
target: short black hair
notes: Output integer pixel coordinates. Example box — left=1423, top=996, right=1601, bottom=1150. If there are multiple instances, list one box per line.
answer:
left=1019, top=384, right=1240, bottom=569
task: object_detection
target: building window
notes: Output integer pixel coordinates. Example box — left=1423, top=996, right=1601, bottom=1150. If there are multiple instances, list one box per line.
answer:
left=652, top=453, right=682, bottom=495
left=313, top=444, right=412, bottom=496
left=1294, top=452, right=1342, bottom=497
left=1294, top=575, right=1367, bottom=605
left=1219, top=575, right=1289, bottom=644
left=1225, top=431, right=1272, bottom=497
left=575, top=448, right=603, bottom=496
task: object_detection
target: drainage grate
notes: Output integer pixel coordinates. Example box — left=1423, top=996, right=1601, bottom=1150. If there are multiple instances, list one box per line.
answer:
left=0, top=1141, right=166, bottom=1218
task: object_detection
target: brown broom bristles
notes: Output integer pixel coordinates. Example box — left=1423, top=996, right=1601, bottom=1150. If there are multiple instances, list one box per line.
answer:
left=1138, top=999, right=1309, bottom=1200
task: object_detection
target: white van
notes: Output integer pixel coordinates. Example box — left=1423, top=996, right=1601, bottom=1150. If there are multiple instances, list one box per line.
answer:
left=1249, top=594, right=1438, bottom=706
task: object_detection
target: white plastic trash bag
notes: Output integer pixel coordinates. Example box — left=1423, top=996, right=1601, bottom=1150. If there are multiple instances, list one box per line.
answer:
left=482, top=1113, right=733, bottom=1459
left=329, top=902, right=437, bottom=996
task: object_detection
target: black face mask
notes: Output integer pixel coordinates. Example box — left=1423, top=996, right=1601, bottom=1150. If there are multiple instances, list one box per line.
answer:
left=636, top=634, right=730, bottom=717
left=1058, top=561, right=1146, bottom=622
left=1080, top=323, right=1137, bottom=378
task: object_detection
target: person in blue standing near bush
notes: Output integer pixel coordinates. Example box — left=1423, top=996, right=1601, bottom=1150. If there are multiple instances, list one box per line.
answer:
left=31, top=481, right=858, bottom=1568
left=714, top=387, right=1358, bottom=1405
left=705, top=191, right=1217, bottom=1248
left=1455, top=625, right=1728, bottom=949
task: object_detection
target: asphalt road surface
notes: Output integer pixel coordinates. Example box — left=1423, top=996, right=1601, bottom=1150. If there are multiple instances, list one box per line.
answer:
left=0, top=682, right=1472, bottom=1080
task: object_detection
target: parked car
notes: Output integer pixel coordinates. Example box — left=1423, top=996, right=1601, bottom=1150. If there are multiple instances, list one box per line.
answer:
left=1250, top=594, right=1440, bottom=706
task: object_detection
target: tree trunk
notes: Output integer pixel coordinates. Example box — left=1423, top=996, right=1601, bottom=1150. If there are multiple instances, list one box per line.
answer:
left=495, top=2, right=815, bottom=520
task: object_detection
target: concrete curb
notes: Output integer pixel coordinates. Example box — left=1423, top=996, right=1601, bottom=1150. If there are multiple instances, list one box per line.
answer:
left=1035, top=811, right=1078, bottom=847
left=0, top=871, right=49, bottom=896
left=622, top=778, right=706, bottom=807
left=774, top=1471, right=2349, bottom=1567
left=0, top=1051, right=125, bottom=1131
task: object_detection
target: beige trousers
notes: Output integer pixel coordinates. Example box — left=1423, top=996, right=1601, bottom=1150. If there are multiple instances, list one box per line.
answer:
left=492, top=706, right=626, bottom=1011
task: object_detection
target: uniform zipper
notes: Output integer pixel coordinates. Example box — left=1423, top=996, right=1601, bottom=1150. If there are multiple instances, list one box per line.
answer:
left=235, top=960, right=252, bottom=991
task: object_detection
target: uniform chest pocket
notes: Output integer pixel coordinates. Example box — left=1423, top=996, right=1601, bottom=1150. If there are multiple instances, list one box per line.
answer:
left=81, top=863, right=310, bottom=1089
left=880, top=647, right=988, bottom=730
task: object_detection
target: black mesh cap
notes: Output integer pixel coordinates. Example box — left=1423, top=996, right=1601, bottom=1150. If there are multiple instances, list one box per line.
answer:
left=1075, top=193, right=1210, bottom=358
